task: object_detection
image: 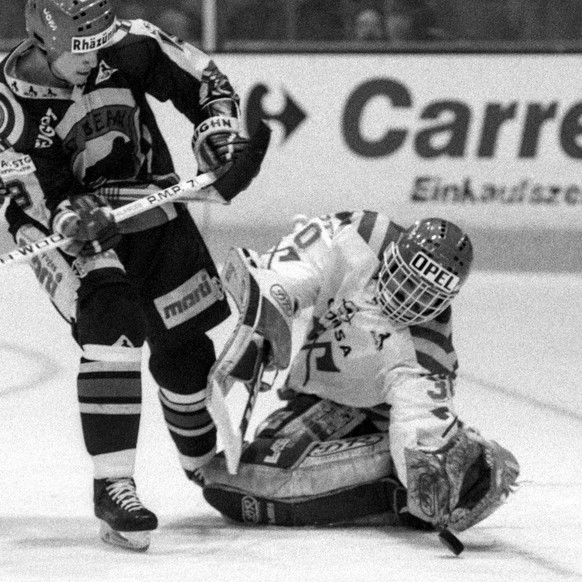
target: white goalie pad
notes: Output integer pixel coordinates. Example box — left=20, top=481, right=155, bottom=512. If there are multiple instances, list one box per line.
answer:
left=202, top=432, right=395, bottom=500
left=207, top=247, right=295, bottom=474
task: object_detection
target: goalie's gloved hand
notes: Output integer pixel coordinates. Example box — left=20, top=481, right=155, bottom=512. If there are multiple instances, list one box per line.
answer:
left=404, top=427, right=519, bottom=532
left=194, top=130, right=249, bottom=173
left=52, top=194, right=121, bottom=257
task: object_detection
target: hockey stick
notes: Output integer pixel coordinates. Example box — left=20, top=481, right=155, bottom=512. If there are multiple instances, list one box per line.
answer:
left=239, top=361, right=267, bottom=442
left=207, top=246, right=291, bottom=475
left=208, top=359, right=273, bottom=475
left=206, top=248, right=265, bottom=474
left=96, top=181, right=230, bottom=206
left=0, top=120, right=271, bottom=269
left=0, top=171, right=220, bottom=267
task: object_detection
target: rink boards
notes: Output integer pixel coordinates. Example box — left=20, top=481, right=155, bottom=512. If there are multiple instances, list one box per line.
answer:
left=2, top=51, right=582, bottom=269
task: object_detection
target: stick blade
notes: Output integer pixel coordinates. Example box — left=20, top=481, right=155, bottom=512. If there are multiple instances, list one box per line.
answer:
left=207, top=378, right=244, bottom=475
left=438, top=528, right=465, bottom=556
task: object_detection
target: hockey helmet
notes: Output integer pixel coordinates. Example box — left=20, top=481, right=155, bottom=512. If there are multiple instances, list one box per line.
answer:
left=376, top=218, right=473, bottom=326
left=25, top=0, right=118, bottom=60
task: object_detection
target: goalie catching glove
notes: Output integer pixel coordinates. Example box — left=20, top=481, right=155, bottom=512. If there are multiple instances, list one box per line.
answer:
left=405, top=426, right=519, bottom=532
left=52, top=194, right=121, bottom=257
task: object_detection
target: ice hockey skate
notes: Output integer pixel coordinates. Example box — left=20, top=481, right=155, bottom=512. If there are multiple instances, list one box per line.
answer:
left=94, top=478, right=158, bottom=552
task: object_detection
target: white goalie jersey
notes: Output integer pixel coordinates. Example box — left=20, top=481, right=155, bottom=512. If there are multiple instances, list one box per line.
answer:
left=259, top=211, right=461, bottom=485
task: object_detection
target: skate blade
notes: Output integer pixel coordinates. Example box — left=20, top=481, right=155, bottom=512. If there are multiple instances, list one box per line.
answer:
left=99, top=520, right=151, bottom=552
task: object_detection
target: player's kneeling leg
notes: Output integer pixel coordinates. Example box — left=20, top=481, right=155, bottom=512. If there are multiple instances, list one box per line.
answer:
left=201, top=429, right=426, bottom=527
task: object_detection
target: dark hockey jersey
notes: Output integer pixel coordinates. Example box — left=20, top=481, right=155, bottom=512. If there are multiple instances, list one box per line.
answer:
left=0, top=19, right=238, bottom=236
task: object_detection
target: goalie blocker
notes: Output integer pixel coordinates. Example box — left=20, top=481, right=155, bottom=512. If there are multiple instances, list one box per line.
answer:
left=206, top=246, right=295, bottom=474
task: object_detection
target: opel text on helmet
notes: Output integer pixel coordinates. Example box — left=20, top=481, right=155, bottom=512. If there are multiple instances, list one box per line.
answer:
left=376, top=218, right=473, bottom=326
left=25, top=0, right=119, bottom=60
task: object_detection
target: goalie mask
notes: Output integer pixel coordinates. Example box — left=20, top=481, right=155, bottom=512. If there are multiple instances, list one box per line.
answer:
left=25, top=0, right=119, bottom=61
left=376, top=218, right=473, bottom=326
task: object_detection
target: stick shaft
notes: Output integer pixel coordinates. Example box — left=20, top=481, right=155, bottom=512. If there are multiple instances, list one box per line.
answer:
left=0, top=171, right=218, bottom=268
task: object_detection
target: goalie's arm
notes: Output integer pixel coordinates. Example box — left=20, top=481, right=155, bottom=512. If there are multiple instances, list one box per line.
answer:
left=386, top=373, right=519, bottom=532
left=385, top=373, right=460, bottom=488
left=259, top=214, right=340, bottom=310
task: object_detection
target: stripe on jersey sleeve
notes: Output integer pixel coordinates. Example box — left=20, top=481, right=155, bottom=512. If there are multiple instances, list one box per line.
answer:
left=409, top=307, right=458, bottom=377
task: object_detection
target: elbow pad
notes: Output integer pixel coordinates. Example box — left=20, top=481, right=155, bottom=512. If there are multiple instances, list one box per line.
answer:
left=199, top=60, right=241, bottom=120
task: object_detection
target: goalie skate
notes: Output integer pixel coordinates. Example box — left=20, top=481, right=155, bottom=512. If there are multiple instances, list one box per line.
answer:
left=207, top=247, right=294, bottom=474
left=94, top=478, right=158, bottom=552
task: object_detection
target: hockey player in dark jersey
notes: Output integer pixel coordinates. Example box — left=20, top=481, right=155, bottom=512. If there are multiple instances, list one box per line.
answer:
left=199, top=212, right=519, bottom=546
left=0, top=0, right=264, bottom=551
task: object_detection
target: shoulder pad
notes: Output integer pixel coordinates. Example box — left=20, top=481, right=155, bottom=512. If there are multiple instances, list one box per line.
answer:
left=122, top=18, right=161, bottom=39
left=122, top=18, right=183, bottom=49
left=345, top=211, right=403, bottom=259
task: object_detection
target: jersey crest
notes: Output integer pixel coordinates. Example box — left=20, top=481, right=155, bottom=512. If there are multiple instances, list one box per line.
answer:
left=95, top=60, right=118, bottom=85
left=58, top=88, right=145, bottom=186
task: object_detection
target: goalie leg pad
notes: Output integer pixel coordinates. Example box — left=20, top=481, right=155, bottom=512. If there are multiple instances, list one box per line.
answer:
left=203, top=478, right=407, bottom=526
left=253, top=394, right=369, bottom=442
left=202, top=430, right=394, bottom=499
left=202, top=397, right=435, bottom=528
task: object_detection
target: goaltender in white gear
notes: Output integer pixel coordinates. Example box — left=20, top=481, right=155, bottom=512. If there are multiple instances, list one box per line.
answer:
left=201, top=210, right=519, bottom=532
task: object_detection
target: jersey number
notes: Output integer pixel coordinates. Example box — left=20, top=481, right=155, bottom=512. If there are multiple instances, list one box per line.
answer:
left=293, top=222, right=322, bottom=249
left=276, top=222, right=323, bottom=263
left=0, top=180, right=32, bottom=209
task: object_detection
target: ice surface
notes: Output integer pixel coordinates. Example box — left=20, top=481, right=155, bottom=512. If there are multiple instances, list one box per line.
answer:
left=1, top=262, right=581, bottom=582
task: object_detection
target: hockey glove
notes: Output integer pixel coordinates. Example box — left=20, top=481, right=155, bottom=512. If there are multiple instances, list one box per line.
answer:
left=52, top=194, right=121, bottom=257
left=192, top=118, right=249, bottom=173
left=404, top=427, right=519, bottom=532
left=193, top=60, right=246, bottom=173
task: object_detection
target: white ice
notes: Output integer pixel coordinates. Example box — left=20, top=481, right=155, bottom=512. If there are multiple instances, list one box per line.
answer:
left=1, top=259, right=582, bottom=582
